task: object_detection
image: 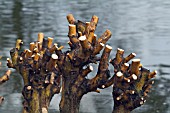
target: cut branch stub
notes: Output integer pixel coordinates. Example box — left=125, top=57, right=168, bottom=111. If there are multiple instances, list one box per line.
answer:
left=7, top=58, right=14, bottom=68
left=67, top=14, right=76, bottom=24
left=68, top=24, right=79, bottom=48
left=91, top=15, right=99, bottom=26
left=130, top=59, right=141, bottom=76
left=0, top=70, right=11, bottom=85
left=82, top=65, right=93, bottom=77
left=47, top=37, right=54, bottom=48
left=93, top=43, right=105, bottom=55
left=15, top=39, right=23, bottom=50
left=38, top=32, right=44, bottom=43
left=97, top=29, right=112, bottom=44
left=124, top=53, right=136, bottom=63
left=85, top=15, right=99, bottom=37
left=79, top=35, right=91, bottom=51
left=68, top=24, right=77, bottom=36
left=37, top=32, right=44, bottom=50
left=49, top=44, right=58, bottom=53
left=121, top=63, right=129, bottom=73
left=46, top=54, right=58, bottom=71
left=115, top=48, right=124, bottom=64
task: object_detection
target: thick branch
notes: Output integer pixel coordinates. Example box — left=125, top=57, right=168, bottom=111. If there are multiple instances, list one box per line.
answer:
left=88, top=45, right=112, bottom=91
left=0, top=70, right=11, bottom=105
left=0, top=70, right=11, bottom=85
left=67, top=14, right=76, bottom=24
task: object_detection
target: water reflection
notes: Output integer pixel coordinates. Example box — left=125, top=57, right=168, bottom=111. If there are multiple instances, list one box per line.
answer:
left=0, top=0, right=170, bottom=113
left=12, top=0, right=23, bottom=40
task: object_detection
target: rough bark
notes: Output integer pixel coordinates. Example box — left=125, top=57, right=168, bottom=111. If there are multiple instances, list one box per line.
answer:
left=7, top=36, right=61, bottom=113
left=58, top=14, right=113, bottom=113
left=112, top=105, right=130, bottom=113
left=109, top=48, right=156, bottom=112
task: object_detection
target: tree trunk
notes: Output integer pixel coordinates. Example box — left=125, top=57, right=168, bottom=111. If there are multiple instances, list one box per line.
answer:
left=60, top=92, right=81, bottom=113
left=59, top=68, right=82, bottom=113
left=113, top=105, right=130, bottom=113
left=22, top=87, right=52, bottom=113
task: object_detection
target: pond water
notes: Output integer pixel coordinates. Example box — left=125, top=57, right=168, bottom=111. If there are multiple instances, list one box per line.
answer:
left=0, top=0, right=170, bottom=113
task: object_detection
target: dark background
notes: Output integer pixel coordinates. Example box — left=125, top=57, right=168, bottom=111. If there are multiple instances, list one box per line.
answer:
left=0, top=0, right=170, bottom=113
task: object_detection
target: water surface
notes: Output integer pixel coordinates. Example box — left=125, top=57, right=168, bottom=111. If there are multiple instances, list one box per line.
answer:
left=0, top=0, right=170, bottom=113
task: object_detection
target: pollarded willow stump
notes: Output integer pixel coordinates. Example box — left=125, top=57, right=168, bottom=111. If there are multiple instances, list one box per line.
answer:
left=59, top=14, right=114, bottom=113
left=7, top=37, right=61, bottom=113
left=109, top=48, right=157, bottom=113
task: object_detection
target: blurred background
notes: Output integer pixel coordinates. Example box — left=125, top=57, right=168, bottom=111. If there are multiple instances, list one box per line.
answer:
left=0, top=0, right=170, bottom=113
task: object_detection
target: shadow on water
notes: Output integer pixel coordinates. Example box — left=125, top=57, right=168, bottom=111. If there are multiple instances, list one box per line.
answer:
left=0, top=0, right=170, bottom=113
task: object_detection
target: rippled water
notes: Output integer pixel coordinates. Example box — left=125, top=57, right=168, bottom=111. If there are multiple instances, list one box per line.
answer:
left=0, top=0, right=170, bottom=113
